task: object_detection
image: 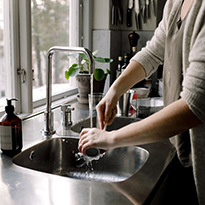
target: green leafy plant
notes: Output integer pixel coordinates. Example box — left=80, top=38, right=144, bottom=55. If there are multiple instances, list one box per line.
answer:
left=65, top=50, right=113, bottom=81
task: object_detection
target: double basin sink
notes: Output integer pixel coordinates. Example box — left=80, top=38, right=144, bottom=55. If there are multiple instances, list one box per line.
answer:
left=13, top=116, right=149, bottom=182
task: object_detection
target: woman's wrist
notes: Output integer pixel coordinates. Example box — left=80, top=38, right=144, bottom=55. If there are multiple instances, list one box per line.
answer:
left=108, top=130, right=125, bottom=149
left=108, top=130, right=118, bottom=149
left=107, top=83, right=122, bottom=101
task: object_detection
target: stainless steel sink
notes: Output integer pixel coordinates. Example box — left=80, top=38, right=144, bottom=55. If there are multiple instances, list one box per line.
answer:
left=71, top=116, right=141, bottom=133
left=13, top=116, right=149, bottom=183
left=13, top=137, right=149, bottom=182
left=13, top=138, right=149, bottom=182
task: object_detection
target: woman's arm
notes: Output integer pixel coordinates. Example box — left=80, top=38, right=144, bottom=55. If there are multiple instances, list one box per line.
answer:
left=110, top=98, right=202, bottom=148
left=78, top=98, right=202, bottom=154
left=96, top=60, right=146, bottom=129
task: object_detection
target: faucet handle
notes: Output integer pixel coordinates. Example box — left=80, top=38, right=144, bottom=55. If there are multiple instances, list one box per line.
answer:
left=61, top=104, right=75, bottom=126
left=61, top=104, right=75, bottom=112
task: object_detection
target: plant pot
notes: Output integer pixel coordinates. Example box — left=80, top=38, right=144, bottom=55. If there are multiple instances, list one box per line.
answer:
left=76, top=74, right=107, bottom=104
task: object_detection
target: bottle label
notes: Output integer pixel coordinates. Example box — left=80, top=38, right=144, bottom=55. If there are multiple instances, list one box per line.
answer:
left=0, top=125, right=12, bottom=150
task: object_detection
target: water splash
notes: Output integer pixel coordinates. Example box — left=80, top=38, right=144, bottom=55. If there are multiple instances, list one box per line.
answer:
left=75, top=152, right=105, bottom=169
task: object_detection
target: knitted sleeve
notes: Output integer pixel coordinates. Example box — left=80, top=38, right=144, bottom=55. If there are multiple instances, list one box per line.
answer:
left=181, top=20, right=205, bottom=123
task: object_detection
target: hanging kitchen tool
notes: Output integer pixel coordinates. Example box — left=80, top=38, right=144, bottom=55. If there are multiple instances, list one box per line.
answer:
left=112, top=0, right=117, bottom=26
left=145, top=0, right=150, bottom=19
left=142, top=0, right=146, bottom=23
left=118, top=0, right=123, bottom=24
left=111, top=0, right=123, bottom=26
left=150, top=0, right=156, bottom=16
left=134, top=0, right=141, bottom=30
left=127, top=0, right=133, bottom=27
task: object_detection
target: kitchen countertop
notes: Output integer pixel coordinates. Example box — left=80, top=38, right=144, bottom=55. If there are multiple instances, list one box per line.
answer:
left=0, top=99, right=174, bottom=205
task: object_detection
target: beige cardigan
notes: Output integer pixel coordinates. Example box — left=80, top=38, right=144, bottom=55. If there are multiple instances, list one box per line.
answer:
left=132, top=0, right=205, bottom=204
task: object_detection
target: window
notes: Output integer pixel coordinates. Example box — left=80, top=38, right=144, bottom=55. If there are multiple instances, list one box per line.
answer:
left=0, top=0, right=81, bottom=116
left=0, top=2, right=4, bottom=100
left=31, top=0, right=78, bottom=108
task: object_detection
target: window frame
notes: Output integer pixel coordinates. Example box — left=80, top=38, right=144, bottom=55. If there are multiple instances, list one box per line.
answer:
left=19, top=0, right=33, bottom=114
left=2, top=0, right=22, bottom=115
left=27, top=0, right=79, bottom=113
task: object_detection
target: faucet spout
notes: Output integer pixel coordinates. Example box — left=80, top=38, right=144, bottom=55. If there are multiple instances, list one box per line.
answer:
left=42, top=46, right=95, bottom=138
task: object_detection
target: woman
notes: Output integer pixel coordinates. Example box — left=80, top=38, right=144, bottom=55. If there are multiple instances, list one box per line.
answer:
left=78, top=0, right=205, bottom=203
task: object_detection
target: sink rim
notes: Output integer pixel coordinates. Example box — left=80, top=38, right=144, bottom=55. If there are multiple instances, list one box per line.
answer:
left=71, top=115, right=141, bottom=133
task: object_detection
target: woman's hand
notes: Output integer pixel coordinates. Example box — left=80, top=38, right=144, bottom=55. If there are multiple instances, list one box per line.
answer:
left=96, top=92, right=118, bottom=130
left=78, top=128, right=115, bottom=155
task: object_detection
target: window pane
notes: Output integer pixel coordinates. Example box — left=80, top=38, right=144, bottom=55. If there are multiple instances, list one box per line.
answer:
left=0, top=0, right=11, bottom=110
left=31, top=0, right=77, bottom=104
left=0, top=1, right=5, bottom=101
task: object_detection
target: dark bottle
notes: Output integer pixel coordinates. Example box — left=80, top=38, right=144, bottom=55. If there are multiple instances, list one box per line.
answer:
left=116, top=56, right=123, bottom=78
left=0, top=98, right=23, bottom=157
left=121, top=53, right=130, bottom=73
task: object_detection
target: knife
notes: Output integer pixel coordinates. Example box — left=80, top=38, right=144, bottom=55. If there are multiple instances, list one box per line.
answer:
left=135, top=0, right=141, bottom=30
left=117, top=0, right=123, bottom=25
left=145, top=0, right=150, bottom=19
left=127, top=0, right=133, bottom=27
left=143, top=0, right=146, bottom=23
left=112, top=0, right=117, bottom=26
left=150, top=0, right=156, bottom=16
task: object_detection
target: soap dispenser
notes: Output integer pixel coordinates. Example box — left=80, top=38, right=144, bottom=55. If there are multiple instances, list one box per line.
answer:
left=0, top=98, right=22, bottom=157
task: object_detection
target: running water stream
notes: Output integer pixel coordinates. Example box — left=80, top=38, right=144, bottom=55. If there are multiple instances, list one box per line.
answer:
left=89, top=73, right=94, bottom=128
left=74, top=73, right=106, bottom=170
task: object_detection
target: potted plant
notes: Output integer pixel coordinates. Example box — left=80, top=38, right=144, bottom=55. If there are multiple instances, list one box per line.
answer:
left=65, top=50, right=113, bottom=104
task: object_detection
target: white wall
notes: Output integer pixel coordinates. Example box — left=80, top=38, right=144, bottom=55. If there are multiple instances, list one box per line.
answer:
left=93, top=0, right=110, bottom=30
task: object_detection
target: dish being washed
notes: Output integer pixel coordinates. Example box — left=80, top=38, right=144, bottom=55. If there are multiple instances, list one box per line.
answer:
left=80, top=122, right=107, bottom=160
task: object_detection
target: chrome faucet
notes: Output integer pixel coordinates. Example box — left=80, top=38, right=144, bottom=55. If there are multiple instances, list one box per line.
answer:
left=42, top=46, right=95, bottom=138
left=60, top=104, right=75, bottom=127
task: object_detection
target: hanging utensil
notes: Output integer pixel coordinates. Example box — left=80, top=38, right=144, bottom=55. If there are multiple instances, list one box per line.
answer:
left=150, top=0, right=156, bottom=16
left=112, top=0, right=117, bottom=26
left=118, top=0, right=123, bottom=24
left=143, top=0, right=146, bottom=23
left=127, top=0, right=133, bottom=27
left=145, top=0, right=150, bottom=19
left=134, top=0, right=141, bottom=30
left=112, top=0, right=123, bottom=26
